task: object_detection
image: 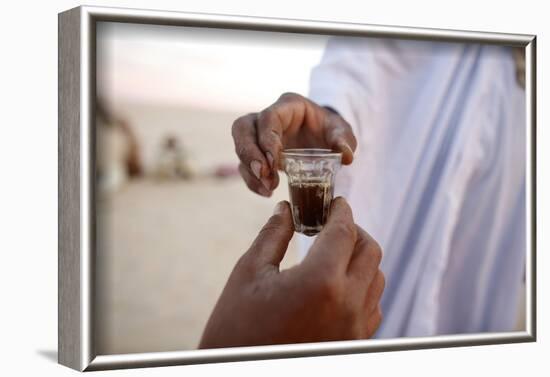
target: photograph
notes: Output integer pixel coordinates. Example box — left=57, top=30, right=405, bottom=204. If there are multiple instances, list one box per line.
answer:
left=3, top=0, right=548, bottom=375
left=94, top=20, right=529, bottom=355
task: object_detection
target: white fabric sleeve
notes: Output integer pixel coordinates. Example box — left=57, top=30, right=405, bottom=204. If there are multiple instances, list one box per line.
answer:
left=308, top=37, right=371, bottom=140
left=298, top=37, right=372, bottom=260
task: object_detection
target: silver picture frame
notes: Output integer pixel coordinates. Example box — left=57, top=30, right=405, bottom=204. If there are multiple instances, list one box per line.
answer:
left=58, top=5, right=537, bottom=371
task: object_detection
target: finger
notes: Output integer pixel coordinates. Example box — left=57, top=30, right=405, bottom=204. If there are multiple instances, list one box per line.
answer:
left=232, top=114, right=272, bottom=192
left=257, top=106, right=284, bottom=167
left=256, top=93, right=319, bottom=188
left=245, top=201, right=294, bottom=272
left=364, top=304, right=383, bottom=339
left=364, top=269, right=385, bottom=315
left=303, top=197, right=357, bottom=272
left=347, top=225, right=383, bottom=289
left=256, top=93, right=302, bottom=166
left=323, top=111, right=357, bottom=165
left=238, top=163, right=272, bottom=197
left=255, top=109, right=284, bottom=190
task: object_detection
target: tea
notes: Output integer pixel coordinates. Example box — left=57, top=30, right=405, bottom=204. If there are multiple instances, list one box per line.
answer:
left=288, top=181, right=333, bottom=236
left=282, top=148, right=341, bottom=236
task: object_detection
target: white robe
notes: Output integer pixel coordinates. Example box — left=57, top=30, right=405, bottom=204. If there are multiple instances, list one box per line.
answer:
left=302, top=37, right=526, bottom=337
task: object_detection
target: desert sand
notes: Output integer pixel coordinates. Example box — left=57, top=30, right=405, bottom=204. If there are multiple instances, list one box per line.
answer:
left=95, top=103, right=300, bottom=355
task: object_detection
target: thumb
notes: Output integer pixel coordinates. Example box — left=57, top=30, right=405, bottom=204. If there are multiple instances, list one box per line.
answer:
left=247, top=201, right=294, bottom=272
left=304, top=197, right=356, bottom=272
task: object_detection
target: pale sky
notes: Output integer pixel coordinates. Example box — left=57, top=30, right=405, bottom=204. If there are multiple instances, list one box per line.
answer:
left=97, top=22, right=328, bottom=113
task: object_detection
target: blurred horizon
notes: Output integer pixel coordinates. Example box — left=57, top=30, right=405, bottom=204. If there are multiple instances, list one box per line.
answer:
left=97, top=21, right=328, bottom=113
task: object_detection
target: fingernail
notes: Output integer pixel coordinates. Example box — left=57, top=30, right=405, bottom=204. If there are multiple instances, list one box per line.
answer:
left=338, top=141, right=352, bottom=154
left=250, top=160, right=262, bottom=180
left=266, top=152, right=274, bottom=169
left=261, top=177, right=271, bottom=191
left=337, top=142, right=353, bottom=162
left=273, top=201, right=286, bottom=215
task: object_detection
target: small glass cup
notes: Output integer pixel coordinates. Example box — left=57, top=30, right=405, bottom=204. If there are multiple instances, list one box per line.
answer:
left=281, top=148, right=342, bottom=236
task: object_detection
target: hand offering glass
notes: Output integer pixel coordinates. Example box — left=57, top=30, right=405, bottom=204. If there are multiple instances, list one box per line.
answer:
left=281, top=149, right=342, bottom=236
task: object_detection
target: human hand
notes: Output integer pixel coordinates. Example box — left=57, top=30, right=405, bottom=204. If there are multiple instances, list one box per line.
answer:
left=198, top=198, right=384, bottom=349
left=232, top=93, right=356, bottom=197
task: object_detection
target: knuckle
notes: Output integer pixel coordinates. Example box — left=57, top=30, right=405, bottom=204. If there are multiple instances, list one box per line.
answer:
left=257, top=112, right=281, bottom=149
left=366, top=306, right=383, bottom=338
left=375, top=306, right=383, bottom=322
left=376, top=270, right=386, bottom=291
left=278, top=92, right=302, bottom=102
left=231, top=113, right=256, bottom=136
left=331, top=115, right=357, bottom=150
left=368, top=241, right=383, bottom=265
left=350, top=130, right=357, bottom=150
left=258, top=133, right=277, bottom=149
left=231, top=116, right=246, bottom=136
left=332, top=220, right=357, bottom=239
left=348, top=131, right=358, bottom=150
left=234, top=143, right=251, bottom=161
left=258, top=108, right=275, bottom=124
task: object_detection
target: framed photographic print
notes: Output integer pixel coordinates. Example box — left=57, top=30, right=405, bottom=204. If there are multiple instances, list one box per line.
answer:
left=58, top=5, right=536, bottom=371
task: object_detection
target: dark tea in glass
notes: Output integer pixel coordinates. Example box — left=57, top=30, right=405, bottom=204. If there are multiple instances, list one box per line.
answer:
left=282, top=149, right=342, bottom=236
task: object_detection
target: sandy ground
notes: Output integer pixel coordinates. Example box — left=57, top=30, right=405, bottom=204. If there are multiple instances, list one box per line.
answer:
left=95, top=103, right=300, bottom=355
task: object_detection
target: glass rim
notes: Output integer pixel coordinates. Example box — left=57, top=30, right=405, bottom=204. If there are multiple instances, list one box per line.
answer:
left=281, top=148, right=342, bottom=158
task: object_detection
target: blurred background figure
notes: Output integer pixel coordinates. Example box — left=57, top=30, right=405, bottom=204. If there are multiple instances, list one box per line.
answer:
left=96, top=102, right=143, bottom=194
left=154, top=135, right=194, bottom=180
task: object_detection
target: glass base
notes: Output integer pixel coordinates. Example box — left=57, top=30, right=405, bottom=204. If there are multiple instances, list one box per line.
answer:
left=294, top=224, right=322, bottom=237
